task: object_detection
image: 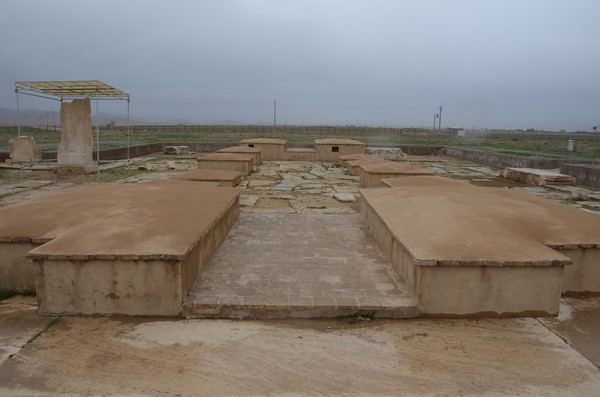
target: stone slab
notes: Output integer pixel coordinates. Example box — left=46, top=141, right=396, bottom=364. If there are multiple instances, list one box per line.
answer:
left=170, top=169, right=243, bottom=186
left=239, top=138, right=286, bottom=145
left=382, top=175, right=470, bottom=188
left=314, top=139, right=365, bottom=146
left=0, top=180, right=239, bottom=260
left=360, top=183, right=600, bottom=264
left=197, top=153, right=255, bottom=174
left=339, top=154, right=375, bottom=167
left=365, top=147, right=408, bottom=161
left=346, top=157, right=386, bottom=176
left=57, top=98, right=93, bottom=166
left=163, top=146, right=190, bottom=155
left=217, top=146, right=262, bottom=164
left=501, top=167, right=576, bottom=186
left=359, top=161, right=434, bottom=187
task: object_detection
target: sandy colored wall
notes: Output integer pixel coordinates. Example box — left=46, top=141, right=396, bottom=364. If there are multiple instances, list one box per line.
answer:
left=417, top=265, right=563, bottom=316
left=241, top=143, right=286, bottom=161
left=315, top=144, right=364, bottom=162
left=34, top=258, right=183, bottom=316
left=560, top=247, right=600, bottom=294
left=180, top=197, right=239, bottom=296
left=197, top=159, right=253, bottom=174
left=0, top=242, right=38, bottom=291
left=360, top=196, right=420, bottom=298
left=218, top=148, right=262, bottom=165
left=360, top=171, right=389, bottom=188
left=282, top=150, right=317, bottom=161
left=359, top=191, right=565, bottom=317
left=33, top=196, right=239, bottom=316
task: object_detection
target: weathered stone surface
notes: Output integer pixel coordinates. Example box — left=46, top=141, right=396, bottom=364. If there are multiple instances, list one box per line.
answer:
left=163, top=146, right=190, bottom=155
left=184, top=213, right=416, bottom=319
left=360, top=176, right=600, bottom=315
left=9, top=136, right=41, bottom=163
left=171, top=169, right=242, bottom=186
left=58, top=98, right=93, bottom=165
left=0, top=180, right=240, bottom=316
left=501, top=167, right=575, bottom=186
left=334, top=193, right=356, bottom=202
left=571, top=190, right=589, bottom=201
left=366, top=147, right=408, bottom=161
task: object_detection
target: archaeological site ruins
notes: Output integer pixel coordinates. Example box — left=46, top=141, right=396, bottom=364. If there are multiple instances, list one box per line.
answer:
left=1, top=81, right=599, bottom=319
left=2, top=128, right=600, bottom=319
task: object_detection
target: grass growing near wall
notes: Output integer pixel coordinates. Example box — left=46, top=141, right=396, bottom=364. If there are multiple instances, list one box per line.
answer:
left=0, top=288, right=36, bottom=301
left=2, top=125, right=600, bottom=159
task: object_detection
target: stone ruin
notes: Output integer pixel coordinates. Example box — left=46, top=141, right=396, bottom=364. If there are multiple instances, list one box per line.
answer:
left=56, top=97, right=95, bottom=173
left=1, top=137, right=600, bottom=318
left=8, top=135, right=41, bottom=163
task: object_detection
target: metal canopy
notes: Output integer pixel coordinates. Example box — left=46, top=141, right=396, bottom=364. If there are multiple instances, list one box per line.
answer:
left=13, top=80, right=132, bottom=170
left=15, top=80, right=129, bottom=101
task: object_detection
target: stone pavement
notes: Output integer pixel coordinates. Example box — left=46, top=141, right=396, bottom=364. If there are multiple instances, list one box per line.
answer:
left=184, top=213, right=417, bottom=319
left=238, top=160, right=360, bottom=214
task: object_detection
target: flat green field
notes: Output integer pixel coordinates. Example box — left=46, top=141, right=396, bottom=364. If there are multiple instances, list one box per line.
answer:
left=1, top=125, right=599, bottom=159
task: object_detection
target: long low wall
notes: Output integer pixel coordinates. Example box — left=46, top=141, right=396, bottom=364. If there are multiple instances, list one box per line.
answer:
left=442, top=147, right=599, bottom=169
left=560, top=164, right=600, bottom=189
left=0, top=142, right=231, bottom=163
left=442, top=147, right=563, bottom=169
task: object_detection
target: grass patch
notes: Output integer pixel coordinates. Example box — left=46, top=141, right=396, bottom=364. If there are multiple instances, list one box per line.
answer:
left=336, top=312, right=376, bottom=324
left=0, top=288, right=36, bottom=301
left=25, top=317, right=60, bottom=346
left=0, top=289, right=18, bottom=301
left=91, top=167, right=155, bottom=184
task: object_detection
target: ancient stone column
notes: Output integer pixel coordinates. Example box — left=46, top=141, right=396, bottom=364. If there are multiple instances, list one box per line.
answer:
left=57, top=98, right=93, bottom=165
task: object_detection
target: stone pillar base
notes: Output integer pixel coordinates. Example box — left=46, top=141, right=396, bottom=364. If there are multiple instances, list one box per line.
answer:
left=57, top=153, right=94, bottom=165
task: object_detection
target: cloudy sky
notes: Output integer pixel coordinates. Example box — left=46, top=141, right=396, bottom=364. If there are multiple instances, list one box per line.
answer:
left=1, top=0, right=598, bottom=130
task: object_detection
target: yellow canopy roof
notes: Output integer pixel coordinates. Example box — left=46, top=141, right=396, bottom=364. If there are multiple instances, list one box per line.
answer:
left=15, top=80, right=129, bottom=100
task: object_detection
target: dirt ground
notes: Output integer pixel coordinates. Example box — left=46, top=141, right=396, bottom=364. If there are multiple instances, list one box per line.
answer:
left=1, top=296, right=600, bottom=396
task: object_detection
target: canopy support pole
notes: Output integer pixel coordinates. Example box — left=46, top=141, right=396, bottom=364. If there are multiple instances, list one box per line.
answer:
left=127, top=98, right=130, bottom=164
left=96, top=96, right=100, bottom=178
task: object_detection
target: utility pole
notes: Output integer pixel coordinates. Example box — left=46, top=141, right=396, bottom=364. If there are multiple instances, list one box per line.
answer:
left=273, top=100, right=277, bottom=128
left=438, top=105, right=443, bottom=130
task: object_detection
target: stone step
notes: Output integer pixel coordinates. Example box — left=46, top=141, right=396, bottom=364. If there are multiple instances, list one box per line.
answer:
left=182, top=213, right=419, bottom=320
left=182, top=295, right=418, bottom=320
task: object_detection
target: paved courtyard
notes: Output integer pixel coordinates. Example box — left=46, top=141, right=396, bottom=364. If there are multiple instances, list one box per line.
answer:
left=184, top=213, right=417, bottom=318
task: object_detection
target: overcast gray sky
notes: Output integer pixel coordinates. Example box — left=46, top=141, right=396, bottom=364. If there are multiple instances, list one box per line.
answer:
left=1, top=0, right=598, bottom=130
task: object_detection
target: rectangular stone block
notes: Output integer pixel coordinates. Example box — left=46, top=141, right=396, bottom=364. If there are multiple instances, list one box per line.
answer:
left=197, top=153, right=255, bottom=175
left=58, top=98, right=93, bottom=165
left=501, top=167, right=576, bottom=186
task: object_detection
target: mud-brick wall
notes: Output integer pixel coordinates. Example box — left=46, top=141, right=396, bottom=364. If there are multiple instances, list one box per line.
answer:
left=560, top=164, right=600, bottom=189
left=442, top=147, right=562, bottom=169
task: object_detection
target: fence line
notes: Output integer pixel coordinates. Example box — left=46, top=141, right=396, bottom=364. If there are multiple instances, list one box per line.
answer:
left=0, top=124, right=435, bottom=135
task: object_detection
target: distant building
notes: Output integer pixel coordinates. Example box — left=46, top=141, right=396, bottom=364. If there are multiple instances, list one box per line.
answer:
left=447, top=127, right=466, bottom=137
